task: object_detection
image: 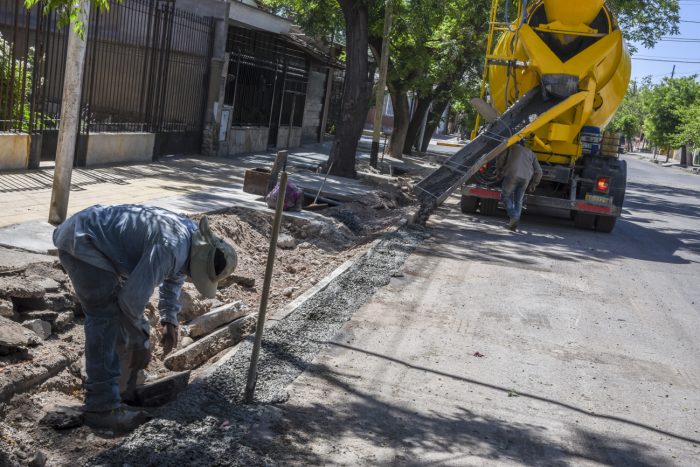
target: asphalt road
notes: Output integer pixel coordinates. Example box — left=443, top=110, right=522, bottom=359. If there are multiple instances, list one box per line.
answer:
left=247, top=156, right=700, bottom=466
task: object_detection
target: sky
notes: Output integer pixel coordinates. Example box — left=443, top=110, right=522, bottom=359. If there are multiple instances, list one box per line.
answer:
left=629, top=1, right=700, bottom=83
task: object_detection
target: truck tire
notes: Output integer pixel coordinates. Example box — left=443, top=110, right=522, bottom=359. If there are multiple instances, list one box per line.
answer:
left=460, top=195, right=479, bottom=214
left=595, top=215, right=617, bottom=233
left=480, top=198, right=499, bottom=216
left=574, top=212, right=596, bottom=230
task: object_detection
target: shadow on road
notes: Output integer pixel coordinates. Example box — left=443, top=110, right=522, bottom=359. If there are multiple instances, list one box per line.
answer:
left=239, top=343, right=683, bottom=467
left=427, top=192, right=697, bottom=267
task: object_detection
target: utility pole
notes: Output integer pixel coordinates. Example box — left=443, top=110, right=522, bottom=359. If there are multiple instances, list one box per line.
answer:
left=671, top=64, right=676, bottom=79
left=49, top=1, right=90, bottom=225
left=370, top=0, right=394, bottom=169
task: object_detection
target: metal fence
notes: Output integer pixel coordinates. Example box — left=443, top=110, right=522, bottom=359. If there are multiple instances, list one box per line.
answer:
left=225, top=25, right=309, bottom=147
left=0, top=0, right=214, bottom=164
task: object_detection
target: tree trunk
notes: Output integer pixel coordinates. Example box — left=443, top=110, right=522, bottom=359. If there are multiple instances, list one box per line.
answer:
left=420, top=99, right=449, bottom=152
left=328, top=1, right=372, bottom=178
left=403, top=96, right=432, bottom=155
left=387, top=85, right=410, bottom=159
left=680, top=144, right=689, bottom=167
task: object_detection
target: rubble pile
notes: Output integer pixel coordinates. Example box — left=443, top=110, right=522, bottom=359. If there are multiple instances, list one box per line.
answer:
left=0, top=187, right=415, bottom=465
left=0, top=262, right=77, bottom=351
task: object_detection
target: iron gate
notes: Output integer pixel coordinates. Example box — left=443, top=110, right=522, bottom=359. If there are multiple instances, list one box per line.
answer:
left=0, top=0, right=214, bottom=168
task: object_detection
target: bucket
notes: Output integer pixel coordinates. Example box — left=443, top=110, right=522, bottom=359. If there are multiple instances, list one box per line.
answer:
left=243, top=168, right=272, bottom=196
left=580, top=126, right=601, bottom=156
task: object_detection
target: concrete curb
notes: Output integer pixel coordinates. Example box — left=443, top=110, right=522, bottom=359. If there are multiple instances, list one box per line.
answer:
left=195, top=234, right=390, bottom=381
left=268, top=238, right=383, bottom=325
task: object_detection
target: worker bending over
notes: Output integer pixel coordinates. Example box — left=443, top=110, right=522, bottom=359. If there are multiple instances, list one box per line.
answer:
left=497, top=140, right=543, bottom=231
left=53, top=205, right=237, bottom=431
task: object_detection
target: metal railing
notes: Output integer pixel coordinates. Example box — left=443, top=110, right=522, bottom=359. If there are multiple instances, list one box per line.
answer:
left=0, top=0, right=214, bottom=159
left=226, top=25, right=309, bottom=136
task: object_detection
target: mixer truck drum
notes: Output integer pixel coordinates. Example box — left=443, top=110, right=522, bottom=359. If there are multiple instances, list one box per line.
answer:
left=540, top=74, right=580, bottom=99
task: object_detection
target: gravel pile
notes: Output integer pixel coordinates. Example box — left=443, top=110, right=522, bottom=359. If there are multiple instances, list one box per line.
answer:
left=89, top=226, right=428, bottom=466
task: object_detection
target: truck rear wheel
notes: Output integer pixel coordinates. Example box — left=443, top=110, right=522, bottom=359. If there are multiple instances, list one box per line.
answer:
left=574, top=213, right=596, bottom=230
left=480, top=198, right=499, bottom=216
left=460, top=195, right=479, bottom=214
left=595, top=215, right=617, bottom=233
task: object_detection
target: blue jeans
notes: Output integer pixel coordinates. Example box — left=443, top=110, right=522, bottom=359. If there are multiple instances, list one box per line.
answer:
left=59, top=251, right=123, bottom=412
left=502, top=176, right=528, bottom=220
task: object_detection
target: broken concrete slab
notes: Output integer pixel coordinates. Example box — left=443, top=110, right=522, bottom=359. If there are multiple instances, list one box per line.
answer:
left=0, top=349, right=78, bottom=401
left=53, top=311, right=75, bottom=332
left=0, top=221, right=56, bottom=254
left=184, top=301, right=248, bottom=338
left=14, top=292, right=77, bottom=313
left=164, top=315, right=256, bottom=371
left=22, top=319, right=52, bottom=340
left=19, top=310, right=59, bottom=322
left=25, top=276, right=61, bottom=293
left=0, top=315, right=41, bottom=354
left=178, top=282, right=209, bottom=323
left=0, top=246, right=54, bottom=272
left=179, top=336, right=194, bottom=348
left=22, top=261, right=69, bottom=284
left=40, top=405, right=84, bottom=430
left=0, top=297, right=15, bottom=318
left=289, top=172, right=378, bottom=202
left=0, top=276, right=46, bottom=299
left=126, top=371, right=191, bottom=407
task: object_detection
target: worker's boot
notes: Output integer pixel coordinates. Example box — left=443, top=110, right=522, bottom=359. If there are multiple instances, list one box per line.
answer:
left=83, top=405, right=152, bottom=433
left=508, top=218, right=519, bottom=232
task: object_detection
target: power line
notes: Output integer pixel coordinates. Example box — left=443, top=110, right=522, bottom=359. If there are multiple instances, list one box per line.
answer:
left=632, top=57, right=700, bottom=63
left=635, top=54, right=700, bottom=60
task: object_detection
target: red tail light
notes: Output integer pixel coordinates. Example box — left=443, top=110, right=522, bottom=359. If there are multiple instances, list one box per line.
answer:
left=596, top=177, right=610, bottom=193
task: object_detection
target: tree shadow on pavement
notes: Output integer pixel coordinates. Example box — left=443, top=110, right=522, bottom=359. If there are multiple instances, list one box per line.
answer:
left=237, top=349, right=680, bottom=467
left=624, top=182, right=700, bottom=222
left=426, top=196, right=697, bottom=267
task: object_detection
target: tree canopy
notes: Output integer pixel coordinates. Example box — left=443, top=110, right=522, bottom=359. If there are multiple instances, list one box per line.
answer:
left=640, top=76, right=700, bottom=149
left=608, top=0, right=681, bottom=49
left=24, top=0, right=115, bottom=36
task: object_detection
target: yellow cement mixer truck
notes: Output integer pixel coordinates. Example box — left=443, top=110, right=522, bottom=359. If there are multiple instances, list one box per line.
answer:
left=416, top=0, right=631, bottom=233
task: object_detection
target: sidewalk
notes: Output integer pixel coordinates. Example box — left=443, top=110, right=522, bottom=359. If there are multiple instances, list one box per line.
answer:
left=626, top=151, right=700, bottom=174
left=0, top=144, right=386, bottom=255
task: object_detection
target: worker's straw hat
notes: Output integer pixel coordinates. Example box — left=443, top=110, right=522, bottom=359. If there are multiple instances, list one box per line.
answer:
left=190, top=216, right=238, bottom=298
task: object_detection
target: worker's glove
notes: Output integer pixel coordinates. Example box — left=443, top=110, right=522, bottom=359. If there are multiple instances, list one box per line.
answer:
left=160, top=323, right=179, bottom=355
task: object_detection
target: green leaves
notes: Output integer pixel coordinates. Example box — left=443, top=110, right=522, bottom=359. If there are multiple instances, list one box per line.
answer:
left=24, top=0, right=115, bottom=38
left=260, top=0, right=343, bottom=39
left=607, top=0, right=680, bottom=50
left=630, top=76, right=700, bottom=149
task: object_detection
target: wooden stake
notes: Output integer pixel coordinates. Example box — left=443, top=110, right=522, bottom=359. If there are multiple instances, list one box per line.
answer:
left=244, top=171, right=288, bottom=403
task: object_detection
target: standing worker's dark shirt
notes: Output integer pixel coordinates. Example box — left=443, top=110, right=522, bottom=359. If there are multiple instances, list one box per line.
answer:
left=498, top=144, right=544, bottom=185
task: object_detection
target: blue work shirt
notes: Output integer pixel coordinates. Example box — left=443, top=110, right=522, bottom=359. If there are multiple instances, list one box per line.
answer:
left=53, top=205, right=197, bottom=333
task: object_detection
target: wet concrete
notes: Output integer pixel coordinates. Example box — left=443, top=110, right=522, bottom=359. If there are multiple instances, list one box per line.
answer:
left=88, top=227, right=427, bottom=465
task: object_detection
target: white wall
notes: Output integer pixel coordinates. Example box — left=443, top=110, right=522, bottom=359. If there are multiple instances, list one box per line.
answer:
left=85, top=133, right=155, bottom=166
left=0, top=134, right=30, bottom=170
